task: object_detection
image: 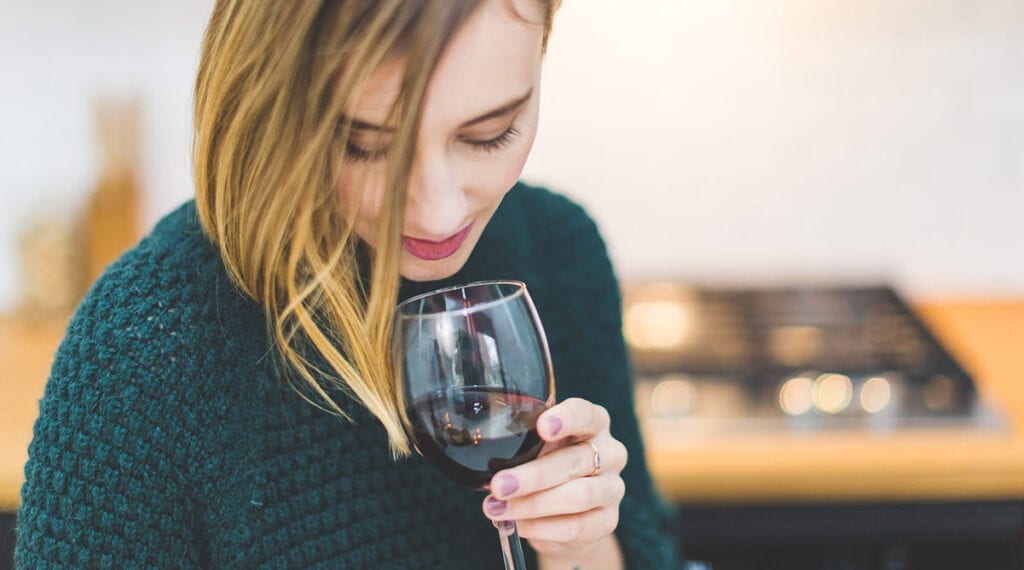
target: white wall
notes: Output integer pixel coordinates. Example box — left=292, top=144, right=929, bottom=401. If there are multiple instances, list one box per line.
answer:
left=1, top=0, right=1022, bottom=312
left=524, top=0, right=1024, bottom=297
left=0, top=0, right=213, bottom=312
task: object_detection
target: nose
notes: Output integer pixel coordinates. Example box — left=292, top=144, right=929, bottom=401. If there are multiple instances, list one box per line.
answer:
left=404, top=150, right=468, bottom=239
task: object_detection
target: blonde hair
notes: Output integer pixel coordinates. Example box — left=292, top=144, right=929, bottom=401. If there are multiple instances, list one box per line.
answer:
left=193, top=0, right=556, bottom=456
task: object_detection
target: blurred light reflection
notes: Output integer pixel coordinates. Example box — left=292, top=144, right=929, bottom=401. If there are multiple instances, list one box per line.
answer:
left=624, top=300, right=695, bottom=351
left=860, top=376, right=892, bottom=414
left=814, top=373, right=853, bottom=414
left=651, top=374, right=696, bottom=416
left=779, top=376, right=814, bottom=416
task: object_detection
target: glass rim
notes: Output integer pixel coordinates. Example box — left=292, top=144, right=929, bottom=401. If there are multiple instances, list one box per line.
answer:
left=395, top=280, right=528, bottom=320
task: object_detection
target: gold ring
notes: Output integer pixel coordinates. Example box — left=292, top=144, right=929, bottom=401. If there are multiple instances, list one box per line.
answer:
left=582, top=441, right=601, bottom=477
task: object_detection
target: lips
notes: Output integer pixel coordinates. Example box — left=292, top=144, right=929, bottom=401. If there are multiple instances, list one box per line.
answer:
left=402, top=223, right=474, bottom=261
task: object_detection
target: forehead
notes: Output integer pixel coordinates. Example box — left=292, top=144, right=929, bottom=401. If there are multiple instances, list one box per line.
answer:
left=350, top=0, right=544, bottom=125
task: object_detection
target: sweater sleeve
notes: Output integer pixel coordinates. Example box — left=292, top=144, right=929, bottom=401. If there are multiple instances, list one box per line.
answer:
left=16, top=260, right=205, bottom=568
left=531, top=192, right=683, bottom=569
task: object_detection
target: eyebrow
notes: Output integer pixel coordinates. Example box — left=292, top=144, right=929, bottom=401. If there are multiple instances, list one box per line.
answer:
left=345, top=88, right=534, bottom=133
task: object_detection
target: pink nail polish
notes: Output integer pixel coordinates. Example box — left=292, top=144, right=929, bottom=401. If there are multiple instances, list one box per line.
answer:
left=546, top=416, right=562, bottom=437
left=485, top=497, right=507, bottom=516
left=498, top=474, right=519, bottom=496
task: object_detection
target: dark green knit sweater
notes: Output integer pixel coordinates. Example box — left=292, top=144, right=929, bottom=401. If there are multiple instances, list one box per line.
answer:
left=17, top=182, right=680, bottom=569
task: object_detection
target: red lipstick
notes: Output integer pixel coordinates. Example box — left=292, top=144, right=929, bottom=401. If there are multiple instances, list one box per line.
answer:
left=402, top=223, right=474, bottom=261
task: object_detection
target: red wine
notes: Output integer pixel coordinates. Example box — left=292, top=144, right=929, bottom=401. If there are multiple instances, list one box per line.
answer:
left=408, top=386, right=548, bottom=489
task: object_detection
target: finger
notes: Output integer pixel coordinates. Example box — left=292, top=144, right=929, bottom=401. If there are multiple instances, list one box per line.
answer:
left=515, top=506, right=620, bottom=545
left=483, top=475, right=625, bottom=521
left=490, top=439, right=619, bottom=499
left=537, top=398, right=610, bottom=442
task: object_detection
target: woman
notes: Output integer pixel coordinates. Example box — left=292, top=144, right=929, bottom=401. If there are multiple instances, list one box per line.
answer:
left=17, top=1, right=680, bottom=568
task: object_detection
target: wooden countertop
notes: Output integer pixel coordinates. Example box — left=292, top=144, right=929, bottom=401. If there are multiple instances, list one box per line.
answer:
left=645, top=300, right=1024, bottom=504
left=1, top=300, right=1022, bottom=509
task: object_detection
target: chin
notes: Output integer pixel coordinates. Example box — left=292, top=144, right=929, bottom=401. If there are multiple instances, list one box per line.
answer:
left=399, top=251, right=470, bottom=283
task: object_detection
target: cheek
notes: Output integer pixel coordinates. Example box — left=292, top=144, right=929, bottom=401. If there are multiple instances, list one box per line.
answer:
left=466, top=130, right=537, bottom=205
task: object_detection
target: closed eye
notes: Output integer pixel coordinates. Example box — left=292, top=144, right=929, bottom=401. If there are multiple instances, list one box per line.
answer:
left=461, top=126, right=520, bottom=154
left=344, top=142, right=387, bottom=162
left=343, top=124, right=522, bottom=163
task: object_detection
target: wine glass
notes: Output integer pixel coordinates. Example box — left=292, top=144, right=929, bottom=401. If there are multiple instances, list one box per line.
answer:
left=394, top=280, right=555, bottom=570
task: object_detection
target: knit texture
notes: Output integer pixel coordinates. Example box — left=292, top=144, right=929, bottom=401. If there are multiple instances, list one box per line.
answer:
left=17, top=182, right=681, bottom=569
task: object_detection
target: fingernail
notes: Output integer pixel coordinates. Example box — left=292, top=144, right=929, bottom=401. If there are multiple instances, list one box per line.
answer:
left=545, top=416, right=562, bottom=437
left=497, top=474, right=519, bottom=496
left=485, top=496, right=507, bottom=516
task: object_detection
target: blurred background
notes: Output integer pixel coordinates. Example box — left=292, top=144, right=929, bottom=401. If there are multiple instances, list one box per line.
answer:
left=1, top=1, right=1022, bottom=569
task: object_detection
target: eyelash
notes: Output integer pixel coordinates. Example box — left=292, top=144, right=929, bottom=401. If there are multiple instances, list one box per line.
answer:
left=343, top=143, right=380, bottom=163
left=343, top=125, right=521, bottom=163
left=467, top=125, right=520, bottom=154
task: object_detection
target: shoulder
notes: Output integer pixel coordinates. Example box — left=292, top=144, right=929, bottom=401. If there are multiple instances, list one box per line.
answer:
left=507, top=181, right=613, bottom=277
left=495, top=181, right=608, bottom=264
left=82, top=200, right=220, bottom=314
left=503, top=181, right=597, bottom=233
left=68, top=200, right=234, bottom=349
left=49, top=200, right=263, bottom=406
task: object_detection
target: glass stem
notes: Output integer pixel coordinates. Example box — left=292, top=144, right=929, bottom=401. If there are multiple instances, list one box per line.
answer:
left=496, top=520, right=528, bottom=569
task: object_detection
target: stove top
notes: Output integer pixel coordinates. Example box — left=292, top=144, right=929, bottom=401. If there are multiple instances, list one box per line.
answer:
left=624, top=284, right=1002, bottom=433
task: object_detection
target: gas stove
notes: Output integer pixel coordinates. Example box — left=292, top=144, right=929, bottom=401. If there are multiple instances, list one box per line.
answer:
left=624, top=284, right=1002, bottom=433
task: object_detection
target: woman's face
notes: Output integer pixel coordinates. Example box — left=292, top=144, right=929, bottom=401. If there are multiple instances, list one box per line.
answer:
left=337, top=0, right=546, bottom=282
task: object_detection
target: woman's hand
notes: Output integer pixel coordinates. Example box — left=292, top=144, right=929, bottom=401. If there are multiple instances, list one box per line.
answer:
left=482, top=397, right=628, bottom=569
